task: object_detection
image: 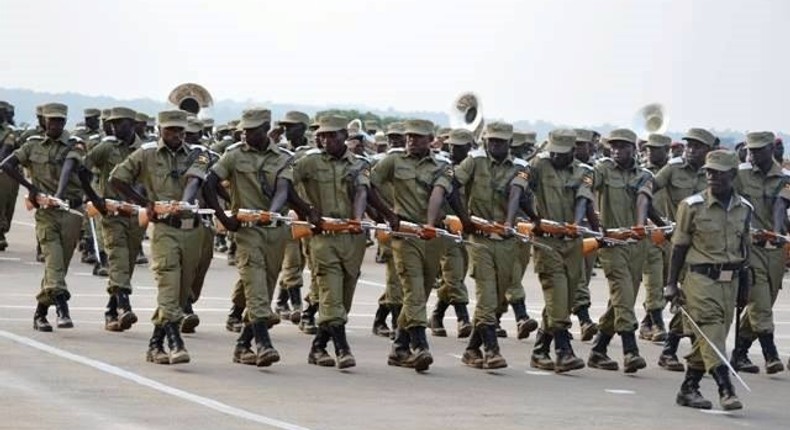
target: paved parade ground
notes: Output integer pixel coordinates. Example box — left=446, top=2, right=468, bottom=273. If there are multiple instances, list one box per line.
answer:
left=1, top=195, right=790, bottom=430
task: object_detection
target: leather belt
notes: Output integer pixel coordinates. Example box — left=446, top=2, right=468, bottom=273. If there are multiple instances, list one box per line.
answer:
left=688, top=263, right=741, bottom=282
left=156, top=215, right=198, bottom=230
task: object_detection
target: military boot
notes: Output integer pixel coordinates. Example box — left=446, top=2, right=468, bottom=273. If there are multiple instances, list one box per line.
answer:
left=638, top=313, right=653, bottom=340
left=215, top=234, right=228, bottom=253
left=710, top=365, right=743, bottom=411
left=299, top=301, right=318, bottom=335
left=252, top=321, right=280, bottom=367
left=288, top=288, right=303, bottom=324
left=104, top=295, right=122, bottom=332
left=554, top=329, right=585, bottom=373
left=575, top=306, right=598, bottom=342
left=135, top=249, right=149, bottom=265
left=454, top=304, right=472, bottom=338
left=116, top=291, right=138, bottom=331
left=0, top=232, right=7, bottom=251
left=758, top=332, right=785, bottom=374
left=658, top=332, right=685, bottom=371
left=512, top=300, right=539, bottom=340
left=164, top=322, right=190, bottom=364
left=232, top=325, right=256, bottom=365
left=308, top=326, right=336, bottom=367
left=180, top=300, right=200, bottom=334
left=587, top=332, right=619, bottom=371
left=480, top=325, right=507, bottom=369
left=92, top=251, right=109, bottom=277
left=53, top=294, right=73, bottom=329
left=227, top=240, right=237, bottom=266
left=388, top=328, right=412, bottom=368
left=329, top=324, right=356, bottom=369
left=494, top=313, right=507, bottom=338
left=33, top=302, right=53, bottom=332
left=461, top=327, right=484, bottom=369
left=225, top=305, right=244, bottom=332
left=372, top=304, right=392, bottom=338
left=676, top=367, right=713, bottom=409
left=146, top=325, right=170, bottom=364
left=389, top=304, right=402, bottom=340
left=530, top=329, right=555, bottom=371
left=649, top=308, right=667, bottom=343
left=275, top=288, right=291, bottom=321
left=429, top=300, right=450, bottom=337
left=406, top=326, right=433, bottom=372
left=621, top=331, right=647, bottom=373
left=730, top=336, right=759, bottom=374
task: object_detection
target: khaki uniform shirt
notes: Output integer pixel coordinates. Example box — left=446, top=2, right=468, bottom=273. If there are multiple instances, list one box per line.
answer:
left=84, top=135, right=143, bottom=199
left=370, top=150, right=453, bottom=224
left=292, top=148, right=369, bottom=219
left=643, top=161, right=669, bottom=219
left=210, top=137, right=238, bottom=155
left=454, top=148, right=529, bottom=222
left=593, top=157, right=654, bottom=229
left=529, top=153, right=595, bottom=222
left=211, top=142, right=294, bottom=213
left=0, top=123, right=17, bottom=151
left=734, top=161, right=790, bottom=230
left=653, top=157, right=706, bottom=222
left=672, top=190, right=751, bottom=265
left=13, top=133, right=85, bottom=202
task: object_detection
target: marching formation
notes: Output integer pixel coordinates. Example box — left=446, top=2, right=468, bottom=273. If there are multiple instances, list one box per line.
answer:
left=1, top=95, right=789, bottom=412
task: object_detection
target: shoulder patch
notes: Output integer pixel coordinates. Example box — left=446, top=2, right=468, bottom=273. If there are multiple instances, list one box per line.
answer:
left=513, top=157, right=528, bottom=168
left=668, top=157, right=683, bottom=165
left=469, top=148, right=486, bottom=158
left=739, top=196, right=754, bottom=210
left=141, top=142, right=158, bottom=150
left=371, top=152, right=386, bottom=162
left=684, top=193, right=704, bottom=206
left=738, top=162, right=753, bottom=170
left=386, top=147, right=405, bottom=154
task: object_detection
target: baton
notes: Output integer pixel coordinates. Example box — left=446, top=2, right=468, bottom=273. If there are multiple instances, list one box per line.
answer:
left=88, top=217, right=101, bottom=260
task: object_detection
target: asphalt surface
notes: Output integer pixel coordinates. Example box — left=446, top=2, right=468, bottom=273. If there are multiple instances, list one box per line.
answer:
left=1, top=194, right=790, bottom=430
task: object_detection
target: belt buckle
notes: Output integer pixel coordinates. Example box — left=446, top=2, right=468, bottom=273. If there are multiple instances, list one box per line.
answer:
left=717, top=270, right=734, bottom=282
left=180, top=217, right=195, bottom=230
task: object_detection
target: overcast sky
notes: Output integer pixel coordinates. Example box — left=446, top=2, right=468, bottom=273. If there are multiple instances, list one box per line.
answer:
left=2, top=0, right=787, bottom=132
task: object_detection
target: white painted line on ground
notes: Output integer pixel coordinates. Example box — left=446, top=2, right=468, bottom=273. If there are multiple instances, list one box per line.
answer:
left=525, top=370, right=552, bottom=376
left=605, top=389, right=636, bottom=395
left=12, top=220, right=35, bottom=228
left=448, top=354, right=463, bottom=359
left=0, top=330, right=311, bottom=430
left=699, top=410, right=733, bottom=416
left=0, top=256, right=21, bottom=261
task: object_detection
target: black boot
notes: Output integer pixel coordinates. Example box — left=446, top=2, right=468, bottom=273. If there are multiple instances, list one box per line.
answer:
left=480, top=325, right=507, bottom=369
left=299, top=301, right=318, bottom=335
left=164, top=322, right=190, bottom=364
left=146, top=325, right=170, bottom=364
left=495, top=313, right=507, bottom=338
left=587, top=332, right=618, bottom=370
left=389, top=304, right=402, bottom=340
left=758, top=332, right=785, bottom=374
left=308, top=326, right=336, bottom=366
left=181, top=300, right=200, bottom=334
left=329, top=324, right=356, bottom=369
left=649, top=308, right=667, bottom=343
left=372, top=304, right=391, bottom=337
left=461, top=327, right=484, bottom=369
left=116, top=291, right=137, bottom=331
left=454, top=304, right=472, bottom=338
left=232, top=325, right=256, bottom=365
left=288, top=288, right=303, bottom=324
left=676, top=367, right=713, bottom=409
left=36, top=241, right=44, bottom=262
left=620, top=331, right=646, bottom=373
left=710, top=365, right=743, bottom=410
left=658, top=332, right=685, bottom=371
left=429, top=300, right=450, bottom=337
left=92, top=251, right=109, bottom=277
left=33, top=302, right=53, bottom=332
left=406, top=326, right=433, bottom=372
left=104, top=295, right=121, bottom=332
left=252, top=321, right=280, bottom=367
left=575, top=306, right=598, bottom=342
left=511, top=300, right=538, bottom=340
left=638, top=313, right=654, bottom=340
left=530, top=329, right=554, bottom=370
left=135, top=248, right=148, bottom=265
left=388, top=328, right=412, bottom=367
left=225, top=305, right=244, bottom=332
left=554, top=329, right=585, bottom=373
left=53, top=293, right=73, bottom=329
left=730, top=336, right=759, bottom=373
left=275, top=288, right=291, bottom=320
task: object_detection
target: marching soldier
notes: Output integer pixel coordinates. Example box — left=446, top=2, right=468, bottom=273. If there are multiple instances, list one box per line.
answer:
left=587, top=128, right=652, bottom=373
left=664, top=149, right=747, bottom=411
left=0, top=103, right=85, bottom=331
left=110, top=109, right=209, bottom=365
left=730, top=131, right=788, bottom=374
left=652, top=128, right=714, bottom=371
left=0, top=101, right=20, bottom=251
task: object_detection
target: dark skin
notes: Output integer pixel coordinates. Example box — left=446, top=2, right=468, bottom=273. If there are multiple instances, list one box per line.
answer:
left=102, top=119, right=113, bottom=136
left=774, top=141, right=784, bottom=163
left=670, top=145, right=684, bottom=159
left=646, top=145, right=668, bottom=168
left=85, top=116, right=100, bottom=132
left=185, top=131, right=201, bottom=145
left=735, top=143, right=747, bottom=163
left=134, top=121, right=147, bottom=139
left=685, top=140, right=709, bottom=169
left=284, top=122, right=307, bottom=146
left=313, top=129, right=368, bottom=226
left=387, top=133, right=405, bottom=148
left=406, top=133, right=432, bottom=159
left=36, top=115, right=45, bottom=130
left=486, top=138, right=510, bottom=163
left=574, top=141, right=591, bottom=164
left=450, top=143, right=472, bottom=165
left=610, top=140, right=649, bottom=228
left=83, top=117, right=137, bottom=213
left=510, top=145, right=530, bottom=160
left=749, top=144, right=788, bottom=233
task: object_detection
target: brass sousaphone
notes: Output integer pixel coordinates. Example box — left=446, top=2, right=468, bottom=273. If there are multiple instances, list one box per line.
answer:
left=168, top=83, right=214, bottom=116
left=449, top=92, right=485, bottom=140
left=632, top=103, right=669, bottom=137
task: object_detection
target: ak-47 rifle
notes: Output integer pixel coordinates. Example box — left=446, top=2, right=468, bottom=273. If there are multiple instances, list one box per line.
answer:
left=750, top=228, right=790, bottom=246
left=514, top=219, right=629, bottom=256
left=151, top=200, right=215, bottom=218
left=444, top=215, right=554, bottom=251
left=86, top=199, right=149, bottom=228
left=25, top=193, right=70, bottom=212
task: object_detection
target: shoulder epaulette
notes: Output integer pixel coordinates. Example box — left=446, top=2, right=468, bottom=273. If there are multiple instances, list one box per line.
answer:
left=513, top=157, right=528, bottom=168
left=739, top=196, right=754, bottom=210
left=101, top=136, right=116, bottom=143
left=25, top=135, right=44, bottom=142
left=188, top=144, right=207, bottom=151
left=226, top=142, right=243, bottom=152
left=386, top=147, right=405, bottom=154
left=469, top=148, right=486, bottom=158
left=738, top=162, right=753, bottom=170
left=280, top=147, right=294, bottom=156
left=141, top=142, right=158, bottom=150
left=782, top=168, right=790, bottom=177
left=684, top=193, right=704, bottom=206
left=668, top=157, right=683, bottom=165
left=595, top=156, right=613, bottom=165
left=221, top=135, right=233, bottom=142
left=640, top=167, right=655, bottom=177
left=577, top=162, right=593, bottom=170
left=295, top=145, right=312, bottom=152
left=304, top=148, right=322, bottom=156
left=89, top=134, right=102, bottom=141
left=69, top=136, right=84, bottom=143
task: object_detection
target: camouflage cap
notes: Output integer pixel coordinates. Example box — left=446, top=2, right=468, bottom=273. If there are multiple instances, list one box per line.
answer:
left=574, top=128, right=595, bottom=143
left=545, top=129, right=577, bottom=154
left=682, top=128, right=716, bottom=147
left=702, top=149, right=739, bottom=172
left=316, top=115, right=349, bottom=133
left=107, top=106, right=137, bottom=121
left=42, top=103, right=68, bottom=119
left=386, top=122, right=405, bottom=136
left=186, top=116, right=204, bottom=133
left=447, top=129, right=475, bottom=146
left=239, top=108, right=272, bottom=130
left=404, top=119, right=435, bottom=136
left=84, top=108, right=101, bottom=118
left=279, top=111, right=309, bottom=126
left=645, top=133, right=671, bottom=148
left=101, top=108, right=112, bottom=120
left=158, top=110, right=188, bottom=129
left=364, top=120, right=380, bottom=131
left=484, top=122, right=514, bottom=140
left=745, top=131, right=775, bottom=149
left=135, top=112, right=149, bottom=123
left=607, top=128, right=637, bottom=145
left=35, top=105, right=44, bottom=116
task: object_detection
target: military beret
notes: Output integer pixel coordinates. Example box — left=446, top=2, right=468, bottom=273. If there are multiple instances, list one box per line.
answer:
left=645, top=133, right=671, bottom=148
left=386, top=122, right=406, bottom=136
left=702, top=149, right=739, bottom=172
left=239, top=108, right=272, bottom=130
left=84, top=108, right=101, bottom=118
left=607, top=128, right=637, bottom=145
left=158, top=110, right=188, bottom=129
left=682, top=128, right=716, bottom=147
left=447, top=129, right=475, bottom=146
left=108, top=107, right=137, bottom=122
left=546, top=129, right=577, bottom=154
left=316, top=115, right=349, bottom=134
left=279, top=111, right=310, bottom=126
left=484, top=122, right=514, bottom=140
left=404, top=119, right=435, bottom=136
left=574, top=129, right=595, bottom=143
left=745, top=131, right=775, bottom=149
left=42, top=103, right=68, bottom=119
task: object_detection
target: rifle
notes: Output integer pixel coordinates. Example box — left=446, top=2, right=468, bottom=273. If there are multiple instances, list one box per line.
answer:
left=151, top=200, right=215, bottom=218
left=235, top=208, right=296, bottom=225
left=24, top=193, right=83, bottom=216
left=444, top=215, right=555, bottom=251
left=750, top=228, right=790, bottom=246
left=86, top=199, right=149, bottom=229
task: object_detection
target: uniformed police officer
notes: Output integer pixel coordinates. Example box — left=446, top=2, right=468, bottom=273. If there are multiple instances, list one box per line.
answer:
left=664, top=149, right=748, bottom=411
left=0, top=102, right=85, bottom=331
left=110, top=109, right=209, bottom=365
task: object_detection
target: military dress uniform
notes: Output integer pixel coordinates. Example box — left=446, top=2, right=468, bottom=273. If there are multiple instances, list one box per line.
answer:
left=0, top=104, right=19, bottom=251
left=110, top=110, right=209, bottom=365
